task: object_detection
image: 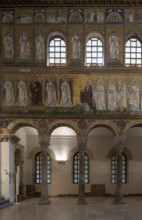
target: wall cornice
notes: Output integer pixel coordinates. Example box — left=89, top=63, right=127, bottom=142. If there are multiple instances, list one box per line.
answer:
left=1, top=66, right=142, bottom=75
left=0, top=0, right=142, bottom=7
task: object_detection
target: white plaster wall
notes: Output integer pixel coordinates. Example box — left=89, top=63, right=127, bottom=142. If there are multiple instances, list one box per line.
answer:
left=20, top=128, right=142, bottom=196
left=26, top=135, right=39, bottom=185
left=35, top=160, right=91, bottom=196
left=50, top=136, right=77, bottom=161
left=26, top=135, right=39, bottom=156
left=15, top=127, right=29, bottom=188
left=15, top=128, right=27, bottom=147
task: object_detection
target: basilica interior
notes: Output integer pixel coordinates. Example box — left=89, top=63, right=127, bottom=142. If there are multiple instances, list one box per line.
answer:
left=1, top=1, right=142, bottom=218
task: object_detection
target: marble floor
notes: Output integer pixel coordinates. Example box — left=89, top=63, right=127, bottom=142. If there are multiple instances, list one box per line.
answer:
left=0, top=196, right=142, bottom=220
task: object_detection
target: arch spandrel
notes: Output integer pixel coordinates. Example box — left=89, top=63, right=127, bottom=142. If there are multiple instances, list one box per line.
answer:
left=107, top=146, right=133, bottom=160
left=85, top=120, right=119, bottom=136
left=124, top=119, right=142, bottom=135
left=29, top=145, right=56, bottom=160
left=7, top=119, right=37, bottom=134
left=68, top=146, right=94, bottom=160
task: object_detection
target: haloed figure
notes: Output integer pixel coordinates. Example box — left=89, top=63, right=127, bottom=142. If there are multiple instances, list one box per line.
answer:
left=19, top=32, right=30, bottom=60
left=71, top=32, right=81, bottom=59
left=61, top=79, right=72, bottom=107
left=128, top=80, right=140, bottom=112
left=3, top=32, right=14, bottom=59
left=17, top=79, right=28, bottom=106
left=35, top=32, right=45, bottom=60
left=4, top=78, right=14, bottom=106
left=109, top=31, right=119, bottom=60
left=107, top=80, right=117, bottom=112
left=29, top=75, right=42, bottom=105
left=94, top=79, right=106, bottom=111
left=45, top=79, right=57, bottom=107
left=84, top=80, right=93, bottom=112
left=117, top=80, right=127, bottom=111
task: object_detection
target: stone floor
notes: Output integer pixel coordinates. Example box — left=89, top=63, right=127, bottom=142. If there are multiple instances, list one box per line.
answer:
left=0, top=196, right=142, bottom=220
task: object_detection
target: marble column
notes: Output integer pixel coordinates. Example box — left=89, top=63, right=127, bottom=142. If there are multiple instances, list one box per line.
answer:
left=77, top=136, right=87, bottom=204
left=0, top=135, right=20, bottom=203
left=113, top=135, right=125, bottom=204
left=38, top=135, right=50, bottom=205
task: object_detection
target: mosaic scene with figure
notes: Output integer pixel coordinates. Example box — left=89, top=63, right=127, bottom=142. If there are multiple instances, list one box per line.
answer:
left=2, top=74, right=142, bottom=115
left=1, top=1, right=142, bottom=215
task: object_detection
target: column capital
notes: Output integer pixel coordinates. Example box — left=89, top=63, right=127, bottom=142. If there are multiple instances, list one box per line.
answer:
left=38, top=135, right=50, bottom=147
left=114, top=135, right=126, bottom=149
left=37, top=119, right=49, bottom=136
left=0, top=134, right=20, bottom=144
left=77, top=135, right=87, bottom=148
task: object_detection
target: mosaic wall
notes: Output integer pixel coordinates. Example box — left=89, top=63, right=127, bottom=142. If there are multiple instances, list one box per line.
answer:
left=1, top=7, right=142, bottom=66
left=2, top=8, right=142, bottom=25
left=1, top=6, right=142, bottom=116
left=1, top=74, right=142, bottom=115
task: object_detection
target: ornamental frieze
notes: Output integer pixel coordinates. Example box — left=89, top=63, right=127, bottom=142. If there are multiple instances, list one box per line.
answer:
left=0, top=0, right=142, bottom=7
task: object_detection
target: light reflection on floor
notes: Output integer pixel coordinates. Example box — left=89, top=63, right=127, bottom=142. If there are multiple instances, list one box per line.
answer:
left=0, top=197, right=142, bottom=220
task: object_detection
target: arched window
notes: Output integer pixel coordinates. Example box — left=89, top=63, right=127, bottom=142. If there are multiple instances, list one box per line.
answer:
left=73, top=152, right=89, bottom=184
left=35, top=152, right=51, bottom=184
left=111, top=153, right=127, bottom=184
left=48, top=35, right=66, bottom=66
left=85, top=33, right=104, bottom=67
left=125, top=38, right=142, bottom=67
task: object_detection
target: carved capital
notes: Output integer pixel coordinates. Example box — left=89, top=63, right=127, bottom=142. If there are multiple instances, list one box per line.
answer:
left=0, top=120, right=8, bottom=128
left=114, top=135, right=126, bottom=151
left=37, top=119, right=49, bottom=135
left=38, top=135, right=50, bottom=147
left=78, top=135, right=87, bottom=149
left=0, top=134, right=20, bottom=143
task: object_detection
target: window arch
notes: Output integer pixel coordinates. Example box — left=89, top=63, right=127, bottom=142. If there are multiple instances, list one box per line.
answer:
left=47, top=32, right=66, bottom=66
left=85, top=32, right=104, bottom=67
left=73, top=152, right=89, bottom=184
left=125, top=37, right=142, bottom=67
left=35, top=152, right=51, bottom=184
left=111, top=153, right=127, bottom=184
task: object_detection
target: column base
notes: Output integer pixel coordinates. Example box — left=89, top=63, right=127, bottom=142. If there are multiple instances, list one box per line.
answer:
left=77, top=197, right=87, bottom=205
left=113, top=197, right=125, bottom=205
left=39, top=198, right=51, bottom=205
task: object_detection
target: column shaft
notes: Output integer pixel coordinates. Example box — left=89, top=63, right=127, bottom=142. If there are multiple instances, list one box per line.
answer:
left=38, top=135, right=50, bottom=205
left=77, top=136, right=87, bottom=204
left=114, top=136, right=125, bottom=204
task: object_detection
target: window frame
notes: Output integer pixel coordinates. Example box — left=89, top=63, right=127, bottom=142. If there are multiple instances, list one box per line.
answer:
left=47, top=32, right=67, bottom=66
left=125, top=37, right=142, bottom=67
left=111, top=152, right=127, bottom=184
left=35, top=152, right=51, bottom=184
left=85, top=32, right=104, bottom=67
left=73, top=152, right=89, bottom=184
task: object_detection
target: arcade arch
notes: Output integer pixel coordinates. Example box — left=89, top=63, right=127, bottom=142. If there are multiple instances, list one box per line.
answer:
left=50, top=126, right=77, bottom=161
left=2, top=118, right=142, bottom=202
